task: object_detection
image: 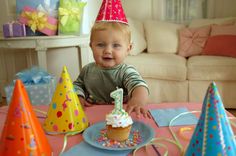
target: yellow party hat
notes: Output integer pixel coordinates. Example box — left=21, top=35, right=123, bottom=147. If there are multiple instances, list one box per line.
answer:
left=43, top=66, right=89, bottom=134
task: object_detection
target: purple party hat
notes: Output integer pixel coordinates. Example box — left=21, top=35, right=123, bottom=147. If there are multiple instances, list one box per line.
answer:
left=185, top=82, right=236, bottom=156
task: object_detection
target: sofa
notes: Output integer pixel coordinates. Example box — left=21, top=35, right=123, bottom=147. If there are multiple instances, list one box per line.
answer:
left=121, top=11, right=236, bottom=108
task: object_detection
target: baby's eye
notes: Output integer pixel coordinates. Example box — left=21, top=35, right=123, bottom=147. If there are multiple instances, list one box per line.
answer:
left=113, top=43, right=121, bottom=48
left=97, top=43, right=105, bottom=47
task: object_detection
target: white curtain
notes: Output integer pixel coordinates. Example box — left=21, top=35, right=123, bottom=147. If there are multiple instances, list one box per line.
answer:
left=164, top=0, right=207, bottom=23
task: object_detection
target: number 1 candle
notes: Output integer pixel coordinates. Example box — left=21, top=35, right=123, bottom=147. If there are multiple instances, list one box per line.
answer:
left=110, top=88, right=123, bottom=111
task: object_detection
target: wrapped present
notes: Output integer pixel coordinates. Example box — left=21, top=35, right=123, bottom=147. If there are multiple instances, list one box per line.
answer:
left=58, top=0, right=86, bottom=35
left=4, top=67, right=56, bottom=105
left=25, top=25, right=46, bottom=36
left=2, top=21, right=26, bottom=38
left=19, top=6, right=58, bottom=36
left=16, top=0, right=59, bottom=18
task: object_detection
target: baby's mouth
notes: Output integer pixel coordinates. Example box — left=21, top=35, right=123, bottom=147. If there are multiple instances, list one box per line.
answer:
left=102, top=56, right=113, bottom=61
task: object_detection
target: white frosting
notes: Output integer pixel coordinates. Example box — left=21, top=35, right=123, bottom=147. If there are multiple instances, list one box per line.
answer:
left=106, top=109, right=133, bottom=128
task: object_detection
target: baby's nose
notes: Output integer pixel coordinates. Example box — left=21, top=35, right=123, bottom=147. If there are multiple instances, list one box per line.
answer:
left=104, top=45, right=112, bottom=54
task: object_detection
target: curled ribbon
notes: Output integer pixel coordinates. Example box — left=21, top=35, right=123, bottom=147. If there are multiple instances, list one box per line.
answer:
left=21, top=10, right=57, bottom=32
left=58, top=7, right=82, bottom=26
left=21, top=11, right=47, bottom=32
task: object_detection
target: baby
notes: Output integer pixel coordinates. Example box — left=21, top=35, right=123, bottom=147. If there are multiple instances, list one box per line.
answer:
left=73, top=0, right=149, bottom=118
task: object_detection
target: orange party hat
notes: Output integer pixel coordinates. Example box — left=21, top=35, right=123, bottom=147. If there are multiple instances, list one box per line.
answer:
left=43, top=66, right=89, bottom=134
left=0, top=80, right=52, bottom=156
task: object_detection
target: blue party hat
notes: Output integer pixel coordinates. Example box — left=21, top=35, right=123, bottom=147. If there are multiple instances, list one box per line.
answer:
left=185, top=82, right=236, bottom=156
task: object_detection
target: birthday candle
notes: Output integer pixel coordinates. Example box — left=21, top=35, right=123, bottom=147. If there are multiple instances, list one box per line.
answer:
left=110, top=88, right=123, bottom=111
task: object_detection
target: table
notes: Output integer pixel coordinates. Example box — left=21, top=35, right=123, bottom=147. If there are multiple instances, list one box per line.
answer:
left=0, top=103, right=235, bottom=156
left=0, top=35, right=90, bottom=70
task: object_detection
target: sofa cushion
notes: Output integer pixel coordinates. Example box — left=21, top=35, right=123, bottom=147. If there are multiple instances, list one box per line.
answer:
left=178, top=25, right=211, bottom=57
left=188, top=55, right=236, bottom=80
left=144, top=20, right=185, bottom=54
left=127, top=17, right=147, bottom=55
left=125, top=53, right=187, bottom=81
left=189, top=17, right=236, bottom=28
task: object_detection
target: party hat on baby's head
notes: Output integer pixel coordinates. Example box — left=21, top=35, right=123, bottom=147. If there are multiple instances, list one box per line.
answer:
left=43, top=66, right=89, bottom=134
left=185, top=82, right=236, bottom=156
left=0, top=80, right=52, bottom=156
left=96, top=0, right=128, bottom=24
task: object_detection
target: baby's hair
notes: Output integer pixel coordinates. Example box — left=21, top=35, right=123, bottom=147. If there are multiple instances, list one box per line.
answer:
left=90, top=22, right=131, bottom=43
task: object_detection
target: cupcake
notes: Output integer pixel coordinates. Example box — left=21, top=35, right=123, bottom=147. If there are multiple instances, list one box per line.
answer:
left=106, top=109, right=133, bottom=141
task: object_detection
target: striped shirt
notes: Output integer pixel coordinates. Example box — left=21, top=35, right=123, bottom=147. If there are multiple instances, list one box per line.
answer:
left=73, top=62, right=148, bottom=104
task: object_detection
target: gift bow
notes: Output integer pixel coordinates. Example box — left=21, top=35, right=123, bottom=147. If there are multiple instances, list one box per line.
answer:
left=59, top=7, right=82, bottom=26
left=15, top=67, right=52, bottom=85
left=21, top=10, right=56, bottom=32
left=58, top=1, right=86, bottom=26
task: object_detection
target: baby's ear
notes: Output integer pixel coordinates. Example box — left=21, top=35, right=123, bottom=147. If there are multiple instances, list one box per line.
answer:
left=89, top=42, right=92, bottom=48
left=127, top=43, right=133, bottom=53
left=130, top=43, right=133, bottom=51
left=127, top=43, right=133, bottom=54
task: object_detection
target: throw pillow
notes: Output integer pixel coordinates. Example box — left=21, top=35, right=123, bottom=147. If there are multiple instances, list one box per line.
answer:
left=144, top=20, right=185, bottom=54
left=127, top=17, right=147, bottom=55
left=211, top=25, right=236, bottom=36
left=178, top=26, right=211, bottom=57
left=202, top=35, right=236, bottom=58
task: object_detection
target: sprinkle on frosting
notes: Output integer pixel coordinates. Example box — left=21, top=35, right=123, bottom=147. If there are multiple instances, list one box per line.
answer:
left=97, top=128, right=142, bottom=148
left=106, top=108, right=133, bottom=128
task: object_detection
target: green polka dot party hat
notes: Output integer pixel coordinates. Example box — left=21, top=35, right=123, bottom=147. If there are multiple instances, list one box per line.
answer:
left=43, top=66, right=89, bottom=134
left=185, top=82, right=236, bottom=155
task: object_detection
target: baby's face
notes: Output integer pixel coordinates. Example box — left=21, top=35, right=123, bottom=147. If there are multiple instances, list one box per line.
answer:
left=90, top=28, right=131, bottom=68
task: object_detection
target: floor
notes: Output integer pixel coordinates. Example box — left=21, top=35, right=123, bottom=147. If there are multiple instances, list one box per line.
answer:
left=0, top=97, right=236, bottom=116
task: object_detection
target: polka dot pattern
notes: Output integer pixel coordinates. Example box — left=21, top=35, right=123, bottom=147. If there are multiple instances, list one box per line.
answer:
left=43, top=67, right=89, bottom=134
left=0, top=80, right=52, bottom=155
left=96, top=0, right=128, bottom=24
left=185, top=82, right=236, bottom=155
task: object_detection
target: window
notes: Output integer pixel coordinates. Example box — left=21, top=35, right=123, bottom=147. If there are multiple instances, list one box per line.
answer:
left=164, top=0, right=207, bottom=23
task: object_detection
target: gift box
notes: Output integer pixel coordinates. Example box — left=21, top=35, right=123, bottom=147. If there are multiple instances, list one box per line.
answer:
left=25, top=25, right=46, bottom=36
left=2, top=21, right=26, bottom=38
left=16, top=0, right=59, bottom=18
left=58, top=0, right=86, bottom=35
left=19, top=6, right=58, bottom=36
left=4, top=67, right=56, bottom=105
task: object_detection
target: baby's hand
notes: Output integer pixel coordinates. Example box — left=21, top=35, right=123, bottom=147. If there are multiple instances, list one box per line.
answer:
left=79, top=97, right=93, bottom=109
left=125, top=98, right=151, bottom=118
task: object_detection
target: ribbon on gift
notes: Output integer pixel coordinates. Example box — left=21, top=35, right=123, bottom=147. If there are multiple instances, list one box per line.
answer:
left=58, top=7, right=81, bottom=26
left=37, top=0, right=58, bottom=18
left=21, top=11, right=48, bottom=32
left=19, top=6, right=58, bottom=36
left=6, top=21, right=26, bottom=37
left=58, top=1, right=86, bottom=26
left=15, top=66, right=52, bottom=85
